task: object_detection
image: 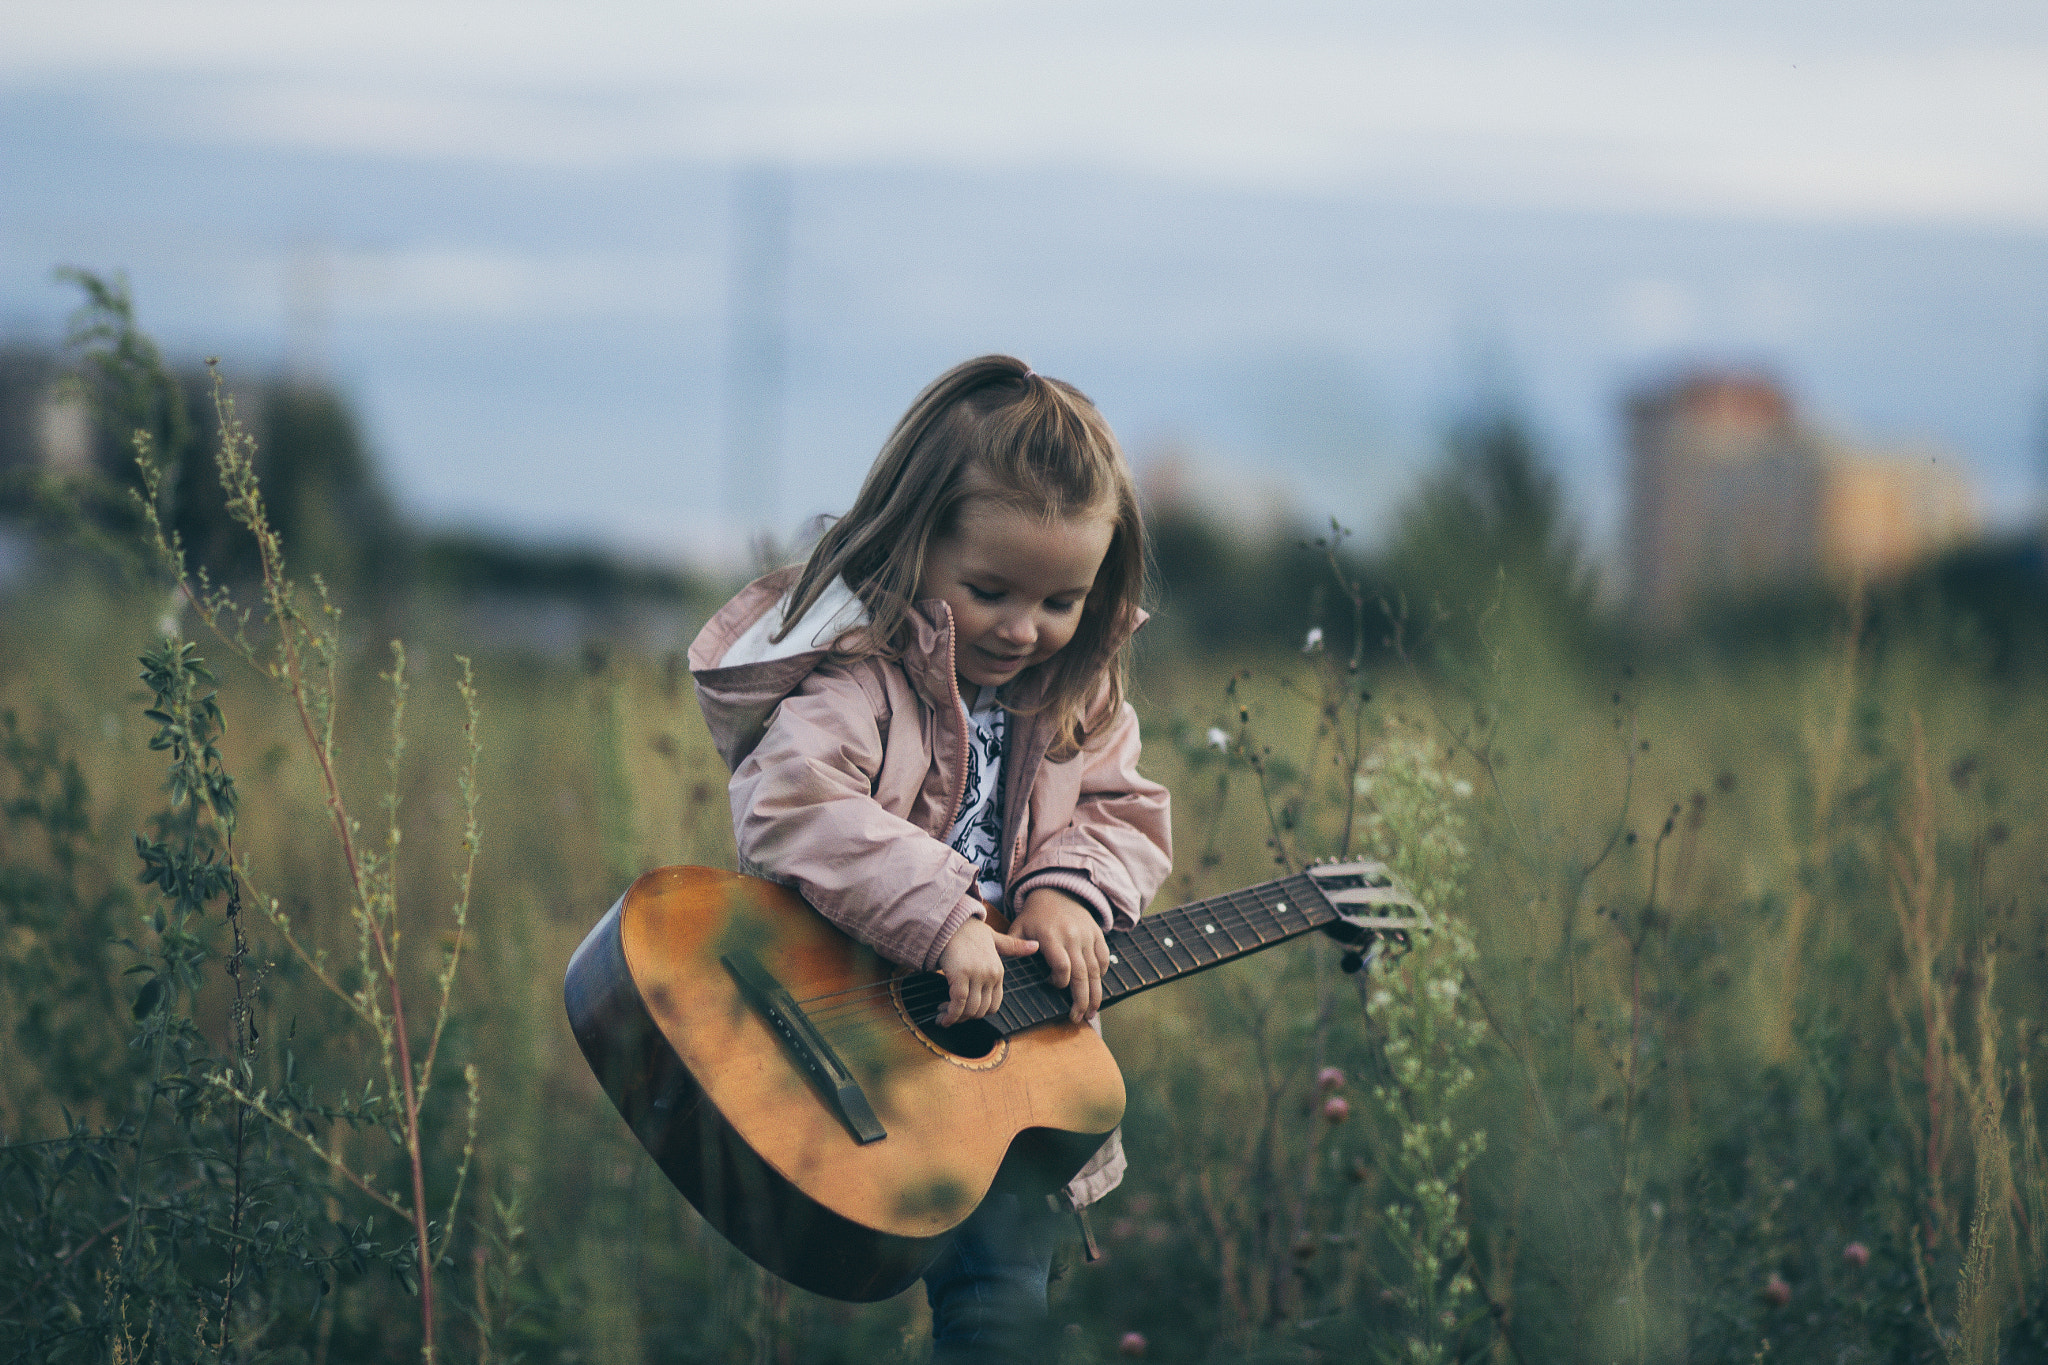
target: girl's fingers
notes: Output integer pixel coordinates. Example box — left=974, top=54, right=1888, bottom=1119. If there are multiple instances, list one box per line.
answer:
left=993, top=931, right=1040, bottom=957
left=943, top=972, right=1005, bottom=1023
left=1042, top=940, right=1072, bottom=989
left=1070, top=963, right=1097, bottom=1021
left=1072, top=941, right=1108, bottom=1020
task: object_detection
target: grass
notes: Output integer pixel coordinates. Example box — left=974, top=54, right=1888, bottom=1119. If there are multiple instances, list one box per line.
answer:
left=4, top=463, right=2047, bottom=1360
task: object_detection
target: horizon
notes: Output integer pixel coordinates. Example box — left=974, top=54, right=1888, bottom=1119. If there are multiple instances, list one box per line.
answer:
left=5, top=2, right=2045, bottom=571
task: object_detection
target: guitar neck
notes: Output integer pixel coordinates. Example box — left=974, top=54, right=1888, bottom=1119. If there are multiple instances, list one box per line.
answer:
left=985, top=871, right=1338, bottom=1035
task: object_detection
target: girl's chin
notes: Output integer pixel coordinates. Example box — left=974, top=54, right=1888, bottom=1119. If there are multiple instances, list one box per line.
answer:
left=961, top=652, right=1030, bottom=688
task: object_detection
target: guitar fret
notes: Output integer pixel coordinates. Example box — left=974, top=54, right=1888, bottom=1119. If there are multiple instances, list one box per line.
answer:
left=1105, top=949, right=1136, bottom=995
left=1183, top=906, right=1225, bottom=964
left=1130, top=924, right=1168, bottom=983
left=1259, top=885, right=1291, bottom=940
left=1023, top=987, right=1061, bottom=1027
left=1262, top=886, right=1290, bottom=940
left=1156, top=920, right=1194, bottom=974
left=1008, top=986, right=1051, bottom=1030
left=1239, top=888, right=1275, bottom=944
left=1288, top=873, right=1336, bottom=927
left=1261, top=879, right=1294, bottom=933
left=1094, top=870, right=1360, bottom=1007
left=1110, top=933, right=1145, bottom=988
left=1228, top=892, right=1261, bottom=945
left=1212, top=892, right=1255, bottom=953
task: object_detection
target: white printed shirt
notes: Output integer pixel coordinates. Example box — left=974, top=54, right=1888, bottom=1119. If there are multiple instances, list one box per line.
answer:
left=945, top=686, right=1007, bottom=906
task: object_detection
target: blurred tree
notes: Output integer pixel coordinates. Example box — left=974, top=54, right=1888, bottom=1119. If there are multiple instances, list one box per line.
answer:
left=418, top=530, right=706, bottom=604
left=0, top=276, right=411, bottom=604
left=254, top=379, right=408, bottom=595
left=1381, top=409, right=1601, bottom=658
left=1146, top=505, right=1351, bottom=654
left=1692, top=532, right=2048, bottom=674
left=152, top=376, right=411, bottom=602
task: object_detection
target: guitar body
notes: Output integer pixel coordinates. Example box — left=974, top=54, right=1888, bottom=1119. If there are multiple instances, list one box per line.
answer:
left=564, top=866, right=1125, bottom=1301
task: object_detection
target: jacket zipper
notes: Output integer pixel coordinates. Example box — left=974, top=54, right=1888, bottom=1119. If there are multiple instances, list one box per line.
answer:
left=941, top=624, right=973, bottom=832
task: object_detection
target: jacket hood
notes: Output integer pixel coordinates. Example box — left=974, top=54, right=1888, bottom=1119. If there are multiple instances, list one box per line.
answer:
left=689, top=566, right=1144, bottom=773
left=689, top=567, right=855, bottom=772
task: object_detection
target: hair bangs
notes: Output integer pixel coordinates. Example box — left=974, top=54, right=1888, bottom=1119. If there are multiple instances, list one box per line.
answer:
left=773, top=354, right=1148, bottom=759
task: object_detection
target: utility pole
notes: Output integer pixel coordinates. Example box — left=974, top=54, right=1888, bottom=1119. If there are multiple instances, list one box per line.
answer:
left=285, top=238, right=332, bottom=388
left=2036, top=382, right=2048, bottom=528
left=723, top=163, right=791, bottom=560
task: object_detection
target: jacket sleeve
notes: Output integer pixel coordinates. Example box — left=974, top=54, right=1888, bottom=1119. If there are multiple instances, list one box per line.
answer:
left=729, top=664, right=984, bottom=972
left=1011, top=696, right=1173, bottom=932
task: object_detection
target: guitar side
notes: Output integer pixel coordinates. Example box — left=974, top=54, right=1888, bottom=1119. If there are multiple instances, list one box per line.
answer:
left=564, top=866, right=1125, bottom=1302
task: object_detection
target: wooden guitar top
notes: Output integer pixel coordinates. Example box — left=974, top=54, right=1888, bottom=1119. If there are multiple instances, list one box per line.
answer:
left=616, top=866, right=1126, bottom=1239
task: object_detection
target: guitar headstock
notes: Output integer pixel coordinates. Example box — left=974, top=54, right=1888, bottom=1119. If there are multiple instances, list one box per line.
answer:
left=1306, top=859, right=1427, bottom=971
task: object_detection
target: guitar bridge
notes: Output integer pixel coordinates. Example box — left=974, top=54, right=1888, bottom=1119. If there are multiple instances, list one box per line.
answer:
left=723, top=950, right=888, bottom=1145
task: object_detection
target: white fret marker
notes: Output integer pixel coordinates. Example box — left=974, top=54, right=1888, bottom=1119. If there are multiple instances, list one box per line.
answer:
left=1108, top=954, right=1119, bottom=964
left=1276, top=902, right=1288, bottom=913
left=1163, top=937, right=1175, bottom=947
left=1205, top=924, right=1216, bottom=934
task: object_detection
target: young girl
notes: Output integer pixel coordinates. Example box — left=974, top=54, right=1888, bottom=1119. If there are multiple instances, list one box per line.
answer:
left=688, top=355, right=1170, bottom=1360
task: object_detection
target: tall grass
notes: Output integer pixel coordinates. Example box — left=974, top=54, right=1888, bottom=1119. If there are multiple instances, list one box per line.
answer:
left=4, top=298, right=2046, bottom=1360
left=8, top=548, right=2045, bottom=1360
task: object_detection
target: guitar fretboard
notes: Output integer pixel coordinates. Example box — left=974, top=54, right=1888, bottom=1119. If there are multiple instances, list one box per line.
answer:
left=974, top=871, right=1338, bottom=1035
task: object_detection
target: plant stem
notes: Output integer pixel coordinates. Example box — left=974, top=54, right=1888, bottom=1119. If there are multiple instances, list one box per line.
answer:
left=218, top=854, right=250, bottom=1363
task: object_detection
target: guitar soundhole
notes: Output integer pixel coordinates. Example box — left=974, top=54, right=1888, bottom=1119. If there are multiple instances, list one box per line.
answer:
left=917, top=1017, right=1001, bottom=1060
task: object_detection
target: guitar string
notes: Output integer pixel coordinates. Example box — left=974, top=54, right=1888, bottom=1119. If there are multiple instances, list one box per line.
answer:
left=796, top=880, right=1329, bottom=1029
left=796, top=879, right=1324, bottom=1022
left=803, top=886, right=1335, bottom=1050
left=804, top=897, right=1310, bottom=1052
left=794, top=880, right=1310, bottom=1019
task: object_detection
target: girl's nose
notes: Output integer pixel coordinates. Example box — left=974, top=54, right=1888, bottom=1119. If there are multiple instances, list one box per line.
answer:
left=995, top=612, right=1036, bottom=647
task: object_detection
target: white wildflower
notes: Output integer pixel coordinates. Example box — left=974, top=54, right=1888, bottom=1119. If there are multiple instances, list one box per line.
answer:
left=1303, top=626, right=1324, bottom=652
left=1451, top=778, right=1473, bottom=799
left=157, top=589, right=184, bottom=640
left=1205, top=727, right=1230, bottom=752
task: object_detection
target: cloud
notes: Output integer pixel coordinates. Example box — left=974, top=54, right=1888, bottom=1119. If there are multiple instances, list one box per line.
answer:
left=219, top=245, right=719, bottom=322
left=9, top=3, right=2048, bottom=224
left=1614, top=279, right=1700, bottom=349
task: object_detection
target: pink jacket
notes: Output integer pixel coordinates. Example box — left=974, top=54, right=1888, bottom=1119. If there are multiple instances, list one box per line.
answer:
left=688, top=566, right=1173, bottom=1206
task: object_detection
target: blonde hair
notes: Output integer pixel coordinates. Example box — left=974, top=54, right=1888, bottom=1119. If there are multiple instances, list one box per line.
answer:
left=776, top=354, right=1145, bottom=758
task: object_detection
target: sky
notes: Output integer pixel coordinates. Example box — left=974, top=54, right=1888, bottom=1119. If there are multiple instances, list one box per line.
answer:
left=5, top=0, right=2046, bottom=569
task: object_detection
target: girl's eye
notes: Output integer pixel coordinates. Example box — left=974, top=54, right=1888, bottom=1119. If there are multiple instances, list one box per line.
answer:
left=1045, top=598, right=1080, bottom=615
left=966, top=585, right=1003, bottom=603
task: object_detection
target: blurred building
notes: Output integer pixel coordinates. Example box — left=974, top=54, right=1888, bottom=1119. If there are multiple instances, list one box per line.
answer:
left=0, top=347, right=113, bottom=479
left=1137, top=445, right=1293, bottom=543
left=1815, top=439, right=1974, bottom=583
left=1626, top=372, right=1974, bottom=627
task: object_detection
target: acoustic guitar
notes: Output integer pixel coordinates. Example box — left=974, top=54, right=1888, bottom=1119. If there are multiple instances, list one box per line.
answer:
left=563, top=861, right=1423, bottom=1301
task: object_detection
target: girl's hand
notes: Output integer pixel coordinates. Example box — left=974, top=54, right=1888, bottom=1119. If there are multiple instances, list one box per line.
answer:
left=936, top=914, right=1039, bottom=1026
left=1012, top=888, right=1110, bottom=1023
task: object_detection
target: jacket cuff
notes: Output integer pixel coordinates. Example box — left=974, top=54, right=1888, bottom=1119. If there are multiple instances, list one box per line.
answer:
left=1012, top=869, right=1121, bottom=932
left=925, top=894, right=989, bottom=971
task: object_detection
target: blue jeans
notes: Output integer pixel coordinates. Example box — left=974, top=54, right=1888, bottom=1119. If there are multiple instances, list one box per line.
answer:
left=923, top=1193, right=1064, bottom=1364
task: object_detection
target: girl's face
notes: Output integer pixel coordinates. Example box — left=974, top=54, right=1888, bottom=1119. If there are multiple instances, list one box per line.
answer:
left=917, top=502, right=1115, bottom=695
